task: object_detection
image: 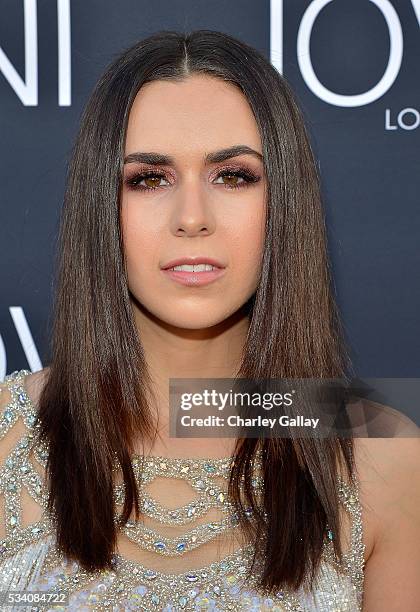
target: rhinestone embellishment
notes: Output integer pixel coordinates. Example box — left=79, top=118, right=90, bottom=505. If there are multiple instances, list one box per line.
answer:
left=0, top=369, right=365, bottom=611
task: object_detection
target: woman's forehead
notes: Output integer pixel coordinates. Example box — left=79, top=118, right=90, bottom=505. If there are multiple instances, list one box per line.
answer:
left=124, top=75, right=262, bottom=155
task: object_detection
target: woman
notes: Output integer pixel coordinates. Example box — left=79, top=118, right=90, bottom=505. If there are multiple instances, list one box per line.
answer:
left=0, top=30, right=419, bottom=611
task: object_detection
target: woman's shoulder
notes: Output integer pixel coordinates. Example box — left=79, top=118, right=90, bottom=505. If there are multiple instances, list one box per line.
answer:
left=1, top=367, right=50, bottom=398
left=349, top=396, right=419, bottom=525
left=21, top=367, right=50, bottom=407
left=0, top=367, right=53, bottom=551
left=1, top=370, right=38, bottom=452
left=0, top=365, right=50, bottom=450
left=345, top=394, right=419, bottom=437
left=1, top=365, right=49, bottom=404
left=349, top=402, right=420, bottom=607
left=334, top=396, right=419, bottom=564
left=352, top=423, right=420, bottom=543
left=361, top=434, right=420, bottom=604
left=0, top=366, right=51, bottom=476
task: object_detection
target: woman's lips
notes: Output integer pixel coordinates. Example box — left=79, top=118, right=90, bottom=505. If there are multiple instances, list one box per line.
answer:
left=161, top=267, right=226, bottom=286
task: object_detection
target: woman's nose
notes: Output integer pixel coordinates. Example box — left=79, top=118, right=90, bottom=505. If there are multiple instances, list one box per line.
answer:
left=169, top=177, right=216, bottom=237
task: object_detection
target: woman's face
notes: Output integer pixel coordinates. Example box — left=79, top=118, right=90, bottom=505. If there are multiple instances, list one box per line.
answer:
left=120, top=74, right=267, bottom=330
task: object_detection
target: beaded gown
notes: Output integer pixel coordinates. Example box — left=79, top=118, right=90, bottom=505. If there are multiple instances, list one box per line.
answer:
left=0, top=370, right=366, bottom=611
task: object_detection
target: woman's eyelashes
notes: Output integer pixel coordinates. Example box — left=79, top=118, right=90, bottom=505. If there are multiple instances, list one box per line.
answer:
left=123, top=166, right=261, bottom=192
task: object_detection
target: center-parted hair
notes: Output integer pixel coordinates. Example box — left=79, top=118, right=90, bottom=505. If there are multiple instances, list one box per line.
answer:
left=36, top=29, right=355, bottom=593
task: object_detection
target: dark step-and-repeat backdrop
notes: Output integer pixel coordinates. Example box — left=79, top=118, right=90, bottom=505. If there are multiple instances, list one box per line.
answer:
left=1, top=1, right=419, bottom=419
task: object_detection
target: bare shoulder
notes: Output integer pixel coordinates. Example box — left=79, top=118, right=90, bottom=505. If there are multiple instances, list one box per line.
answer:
left=353, top=433, right=420, bottom=537
left=350, top=399, right=420, bottom=610
left=350, top=398, right=419, bottom=551
left=346, top=394, right=419, bottom=437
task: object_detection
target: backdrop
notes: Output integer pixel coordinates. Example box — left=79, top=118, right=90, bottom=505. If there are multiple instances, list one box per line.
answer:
left=1, top=2, right=419, bottom=392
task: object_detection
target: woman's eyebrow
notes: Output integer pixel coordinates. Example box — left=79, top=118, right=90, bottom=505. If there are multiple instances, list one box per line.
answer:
left=123, top=145, right=263, bottom=166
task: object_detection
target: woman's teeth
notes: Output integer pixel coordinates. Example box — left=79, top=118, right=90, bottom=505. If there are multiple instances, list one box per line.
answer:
left=169, top=264, right=218, bottom=272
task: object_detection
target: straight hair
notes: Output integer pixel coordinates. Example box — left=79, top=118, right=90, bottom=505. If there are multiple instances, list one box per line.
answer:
left=35, top=29, right=355, bottom=594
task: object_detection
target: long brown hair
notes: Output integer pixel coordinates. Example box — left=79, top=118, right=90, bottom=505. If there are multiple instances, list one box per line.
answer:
left=35, top=29, right=355, bottom=594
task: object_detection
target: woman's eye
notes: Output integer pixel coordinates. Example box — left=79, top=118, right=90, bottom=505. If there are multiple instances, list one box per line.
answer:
left=126, top=173, right=170, bottom=190
left=214, top=172, right=247, bottom=188
left=142, top=175, right=169, bottom=189
left=215, top=169, right=261, bottom=189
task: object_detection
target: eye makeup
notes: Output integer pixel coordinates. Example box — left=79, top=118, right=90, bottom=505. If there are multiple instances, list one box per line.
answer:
left=123, top=164, right=262, bottom=192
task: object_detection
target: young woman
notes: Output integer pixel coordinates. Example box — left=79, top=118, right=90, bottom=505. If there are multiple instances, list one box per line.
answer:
left=0, top=30, right=419, bottom=611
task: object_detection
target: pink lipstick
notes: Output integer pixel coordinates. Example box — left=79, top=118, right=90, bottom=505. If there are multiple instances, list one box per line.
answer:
left=161, top=256, right=226, bottom=287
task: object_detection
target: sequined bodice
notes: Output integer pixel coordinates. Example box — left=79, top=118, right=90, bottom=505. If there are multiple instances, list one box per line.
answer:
left=0, top=370, right=365, bottom=611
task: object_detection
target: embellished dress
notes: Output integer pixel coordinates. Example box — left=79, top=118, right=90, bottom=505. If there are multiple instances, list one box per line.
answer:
left=0, top=370, right=365, bottom=611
